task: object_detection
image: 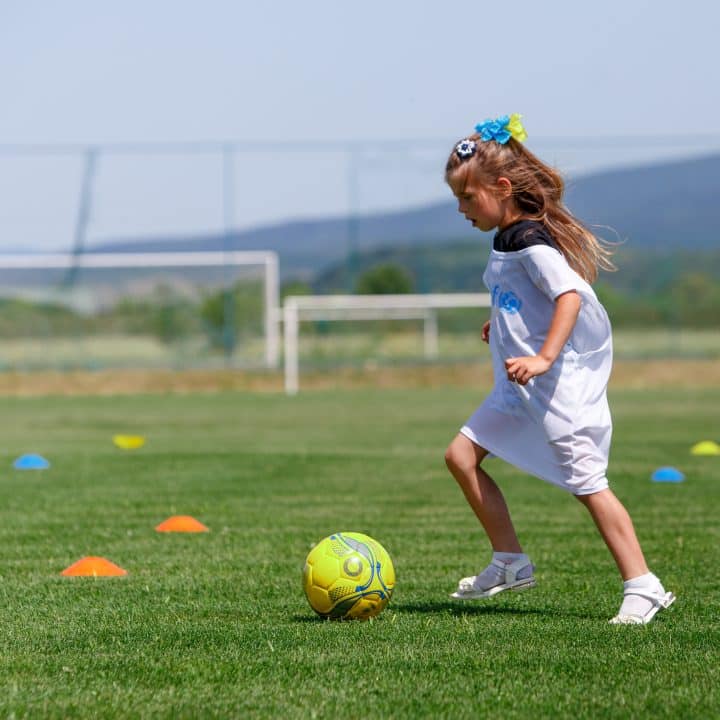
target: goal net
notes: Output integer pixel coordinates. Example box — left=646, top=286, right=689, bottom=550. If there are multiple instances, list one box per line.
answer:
left=283, top=293, right=492, bottom=393
left=0, top=251, right=279, bottom=371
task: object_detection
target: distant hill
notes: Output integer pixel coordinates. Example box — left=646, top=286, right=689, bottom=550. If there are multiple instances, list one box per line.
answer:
left=92, top=203, right=468, bottom=280
left=563, top=153, right=719, bottom=249
left=313, top=241, right=720, bottom=296
left=84, top=152, right=719, bottom=280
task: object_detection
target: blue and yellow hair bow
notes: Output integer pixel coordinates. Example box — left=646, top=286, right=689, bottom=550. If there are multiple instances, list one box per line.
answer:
left=475, top=113, right=528, bottom=144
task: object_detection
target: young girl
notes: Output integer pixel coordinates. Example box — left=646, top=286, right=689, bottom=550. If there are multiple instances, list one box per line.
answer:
left=443, top=114, right=675, bottom=624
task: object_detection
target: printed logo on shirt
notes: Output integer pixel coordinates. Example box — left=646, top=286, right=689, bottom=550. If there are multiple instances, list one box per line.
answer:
left=491, top=285, right=522, bottom=314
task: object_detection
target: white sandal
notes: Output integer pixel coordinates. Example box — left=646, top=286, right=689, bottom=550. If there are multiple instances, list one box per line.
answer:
left=450, top=557, right=536, bottom=600
left=609, top=587, right=676, bottom=625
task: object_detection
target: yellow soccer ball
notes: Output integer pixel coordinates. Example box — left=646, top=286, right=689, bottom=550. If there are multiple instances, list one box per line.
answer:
left=302, top=532, right=396, bottom=620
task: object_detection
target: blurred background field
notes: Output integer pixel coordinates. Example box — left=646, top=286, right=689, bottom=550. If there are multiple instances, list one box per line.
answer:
left=2, top=5, right=718, bottom=386
left=1, top=328, right=720, bottom=374
left=1, top=149, right=717, bottom=376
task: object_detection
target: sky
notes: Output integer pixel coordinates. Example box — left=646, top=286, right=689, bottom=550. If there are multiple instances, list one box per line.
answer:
left=1, top=0, right=719, bottom=250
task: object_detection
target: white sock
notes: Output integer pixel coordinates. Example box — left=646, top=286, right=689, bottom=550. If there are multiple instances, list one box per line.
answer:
left=619, top=572, right=664, bottom=618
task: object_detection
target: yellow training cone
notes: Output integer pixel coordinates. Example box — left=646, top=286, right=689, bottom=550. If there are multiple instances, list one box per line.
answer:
left=113, top=435, right=146, bottom=450
left=690, top=440, right=720, bottom=456
left=155, top=515, right=209, bottom=533
left=61, top=556, right=128, bottom=577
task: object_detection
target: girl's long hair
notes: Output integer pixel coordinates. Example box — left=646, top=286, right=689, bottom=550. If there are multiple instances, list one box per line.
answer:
left=445, top=134, right=615, bottom=282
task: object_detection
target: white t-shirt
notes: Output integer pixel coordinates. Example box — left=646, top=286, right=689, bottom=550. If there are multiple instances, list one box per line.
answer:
left=460, top=224, right=613, bottom=495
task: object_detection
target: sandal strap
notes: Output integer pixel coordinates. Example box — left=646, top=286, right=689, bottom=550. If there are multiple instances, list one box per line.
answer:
left=622, top=587, right=673, bottom=608
left=458, top=558, right=534, bottom=591
left=491, top=557, right=532, bottom=583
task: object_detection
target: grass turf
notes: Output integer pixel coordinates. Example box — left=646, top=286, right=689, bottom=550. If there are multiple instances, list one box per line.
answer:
left=0, top=387, right=718, bottom=719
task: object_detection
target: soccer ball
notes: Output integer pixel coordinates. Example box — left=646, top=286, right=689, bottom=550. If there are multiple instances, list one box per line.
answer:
left=302, top=532, right=396, bottom=620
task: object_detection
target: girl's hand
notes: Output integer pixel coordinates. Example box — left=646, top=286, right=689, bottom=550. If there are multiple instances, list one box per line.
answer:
left=505, top=292, right=580, bottom=384
left=481, top=320, right=490, bottom=344
left=504, top=356, right=552, bottom=385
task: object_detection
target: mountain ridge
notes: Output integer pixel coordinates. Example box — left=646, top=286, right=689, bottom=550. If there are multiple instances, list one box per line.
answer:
left=88, top=153, right=720, bottom=279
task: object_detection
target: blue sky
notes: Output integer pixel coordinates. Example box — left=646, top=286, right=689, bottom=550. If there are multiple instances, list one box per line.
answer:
left=1, top=0, right=719, bottom=249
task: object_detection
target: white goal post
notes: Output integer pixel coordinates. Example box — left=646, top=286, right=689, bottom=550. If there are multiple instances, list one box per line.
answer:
left=283, top=293, right=492, bottom=394
left=0, top=251, right=281, bottom=367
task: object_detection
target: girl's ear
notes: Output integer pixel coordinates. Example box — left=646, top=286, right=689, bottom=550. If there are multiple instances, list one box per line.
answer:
left=496, top=177, right=513, bottom=199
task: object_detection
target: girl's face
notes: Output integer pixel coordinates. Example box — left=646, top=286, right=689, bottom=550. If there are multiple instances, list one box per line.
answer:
left=449, top=171, right=517, bottom=232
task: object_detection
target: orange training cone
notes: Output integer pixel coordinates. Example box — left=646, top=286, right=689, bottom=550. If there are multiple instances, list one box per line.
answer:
left=61, top=556, right=128, bottom=577
left=155, top=515, right=209, bottom=533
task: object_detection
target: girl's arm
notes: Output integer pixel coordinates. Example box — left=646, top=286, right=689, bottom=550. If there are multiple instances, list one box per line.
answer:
left=504, top=290, right=581, bottom=385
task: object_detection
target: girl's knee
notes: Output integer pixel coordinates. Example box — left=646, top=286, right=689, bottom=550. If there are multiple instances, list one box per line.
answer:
left=444, top=444, right=460, bottom=472
left=444, top=435, right=484, bottom=474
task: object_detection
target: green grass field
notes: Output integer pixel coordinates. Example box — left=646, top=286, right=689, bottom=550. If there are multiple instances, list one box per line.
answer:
left=0, top=387, right=718, bottom=719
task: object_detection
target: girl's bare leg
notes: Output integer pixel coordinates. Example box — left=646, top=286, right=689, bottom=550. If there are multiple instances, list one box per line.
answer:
left=444, top=433, right=522, bottom=552
left=575, top=488, right=648, bottom=580
left=577, top=488, right=675, bottom=623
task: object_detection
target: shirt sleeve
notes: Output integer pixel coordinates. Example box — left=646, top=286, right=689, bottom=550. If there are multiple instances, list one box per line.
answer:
left=519, top=246, right=581, bottom=301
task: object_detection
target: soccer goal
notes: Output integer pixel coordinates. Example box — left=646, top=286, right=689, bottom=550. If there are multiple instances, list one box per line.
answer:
left=0, top=251, right=280, bottom=370
left=283, top=293, right=492, bottom=394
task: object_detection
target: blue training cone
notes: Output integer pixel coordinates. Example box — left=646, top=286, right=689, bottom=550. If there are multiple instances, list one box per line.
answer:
left=651, top=466, right=685, bottom=483
left=13, top=454, right=51, bottom=470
